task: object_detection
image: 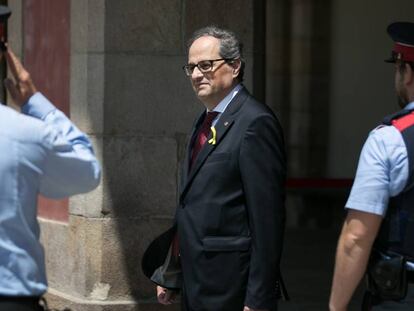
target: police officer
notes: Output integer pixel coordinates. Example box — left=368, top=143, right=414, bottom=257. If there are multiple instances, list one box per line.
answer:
left=0, top=6, right=100, bottom=310
left=329, top=22, right=414, bottom=311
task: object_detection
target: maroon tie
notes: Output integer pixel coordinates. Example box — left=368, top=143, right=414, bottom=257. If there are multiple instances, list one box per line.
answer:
left=190, top=111, right=219, bottom=169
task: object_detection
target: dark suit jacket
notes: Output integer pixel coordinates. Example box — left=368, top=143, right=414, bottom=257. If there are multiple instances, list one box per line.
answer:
left=175, top=87, right=286, bottom=310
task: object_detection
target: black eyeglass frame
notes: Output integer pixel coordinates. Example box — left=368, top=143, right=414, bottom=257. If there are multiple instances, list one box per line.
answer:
left=182, top=58, right=233, bottom=76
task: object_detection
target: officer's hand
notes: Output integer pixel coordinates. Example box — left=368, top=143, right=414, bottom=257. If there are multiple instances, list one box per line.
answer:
left=156, top=286, right=177, bottom=305
left=4, top=47, right=37, bottom=108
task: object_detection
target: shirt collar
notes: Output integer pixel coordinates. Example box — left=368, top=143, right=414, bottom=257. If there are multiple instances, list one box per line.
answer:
left=405, top=101, right=414, bottom=110
left=207, top=84, right=243, bottom=114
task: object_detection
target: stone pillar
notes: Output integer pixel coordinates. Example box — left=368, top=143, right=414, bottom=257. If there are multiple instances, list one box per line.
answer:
left=6, top=1, right=259, bottom=310
left=266, top=0, right=334, bottom=230
left=285, top=0, right=332, bottom=178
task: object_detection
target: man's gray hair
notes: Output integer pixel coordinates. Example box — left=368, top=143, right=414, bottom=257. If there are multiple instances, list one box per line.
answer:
left=187, top=25, right=245, bottom=81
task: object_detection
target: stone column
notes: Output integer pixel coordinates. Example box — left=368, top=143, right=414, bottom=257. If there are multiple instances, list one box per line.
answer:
left=286, top=0, right=332, bottom=178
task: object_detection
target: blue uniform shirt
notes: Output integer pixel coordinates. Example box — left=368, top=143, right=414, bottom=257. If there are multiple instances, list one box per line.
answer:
left=346, top=101, right=414, bottom=216
left=0, top=93, right=100, bottom=296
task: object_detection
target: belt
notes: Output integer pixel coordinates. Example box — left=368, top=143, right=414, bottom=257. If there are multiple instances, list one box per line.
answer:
left=0, top=296, right=43, bottom=311
left=0, top=295, right=40, bottom=300
left=0, top=295, right=41, bottom=306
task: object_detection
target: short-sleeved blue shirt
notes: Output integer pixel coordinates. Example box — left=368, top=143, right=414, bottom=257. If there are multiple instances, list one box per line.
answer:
left=346, top=101, right=414, bottom=216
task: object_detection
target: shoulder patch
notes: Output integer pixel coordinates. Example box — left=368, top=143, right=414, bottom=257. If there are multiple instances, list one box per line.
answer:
left=392, top=112, right=414, bottom=132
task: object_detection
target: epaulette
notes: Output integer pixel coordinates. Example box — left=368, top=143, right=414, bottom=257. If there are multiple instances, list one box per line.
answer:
left=382, top=109, right=414, bottom=125
left=390, top=110, right=414, bottom=132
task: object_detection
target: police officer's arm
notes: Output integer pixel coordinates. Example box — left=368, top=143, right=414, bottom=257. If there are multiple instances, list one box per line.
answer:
left=5, top=48, right=101, bottom=198
left=329, top=210, right=382, bottom=311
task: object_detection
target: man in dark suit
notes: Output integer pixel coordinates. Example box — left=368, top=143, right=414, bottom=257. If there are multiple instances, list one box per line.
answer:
left=155, top=26, right=286, bottom=311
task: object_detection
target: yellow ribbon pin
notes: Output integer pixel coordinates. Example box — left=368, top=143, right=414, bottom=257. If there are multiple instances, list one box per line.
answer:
left=208, top=127, right=217, bottom=145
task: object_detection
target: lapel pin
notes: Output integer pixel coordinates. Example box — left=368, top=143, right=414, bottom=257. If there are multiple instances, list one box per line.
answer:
left=224, top=121, right=229, bottom=127
left=208, top=127, right=217, bottom=145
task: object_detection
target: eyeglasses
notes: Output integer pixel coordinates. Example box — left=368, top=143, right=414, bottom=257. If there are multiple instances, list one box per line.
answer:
left=182, top=58, right=232, bottom=76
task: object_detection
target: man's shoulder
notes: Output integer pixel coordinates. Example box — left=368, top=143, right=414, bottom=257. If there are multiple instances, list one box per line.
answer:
left=0, top=104, right=47, bottom=143
left=238, top=91, right=275, bottom=119
left=369, top=124, right=403, bottom=146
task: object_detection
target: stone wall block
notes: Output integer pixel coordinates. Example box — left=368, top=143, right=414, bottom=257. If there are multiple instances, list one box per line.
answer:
left=291, top=0, right=313, bottom=39
left=105, top=0, right=181, bottom=53
left=289, top=74, right=312, bottom=112
left=70, top=0, right=88, bottom=53
left=104, top=55, right=200, bottom=135
left=70, top=53, right=105, bottom=134
left=290, top=40, right=312, bottom=74
left=71, top=0, right=105, bottom=53
left=8, top=0, right=23, bottom=57
left=102, top=136, right=177, bottom=218
left=69, top=135, right=104, bottom=217
left=41, top=220, right=74, bottom=295
left=43, top=217, right=180, bottom=309
left=41, top=216, right=103, bottom=298
left=184, top=0, right=254, bottom=53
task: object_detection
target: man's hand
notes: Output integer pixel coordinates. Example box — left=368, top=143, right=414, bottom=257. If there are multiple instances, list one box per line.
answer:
left=243, top=307, right=268, bottom=311
left=4, top=47, right=37, bottom=108
left=156, top=286, right=177, bottom=305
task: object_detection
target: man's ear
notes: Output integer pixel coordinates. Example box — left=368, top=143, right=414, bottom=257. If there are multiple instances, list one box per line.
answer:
left=230, top=59, right=241, bottom=78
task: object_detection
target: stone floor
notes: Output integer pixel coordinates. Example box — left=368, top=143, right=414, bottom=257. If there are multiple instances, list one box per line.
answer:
left=278, top=227, right=364, bottom=311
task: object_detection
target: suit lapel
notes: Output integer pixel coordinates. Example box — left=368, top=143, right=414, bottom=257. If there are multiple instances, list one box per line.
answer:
left=179, top=87, right=249, bottom=202
left=184, top=118, right=235, bottom=190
